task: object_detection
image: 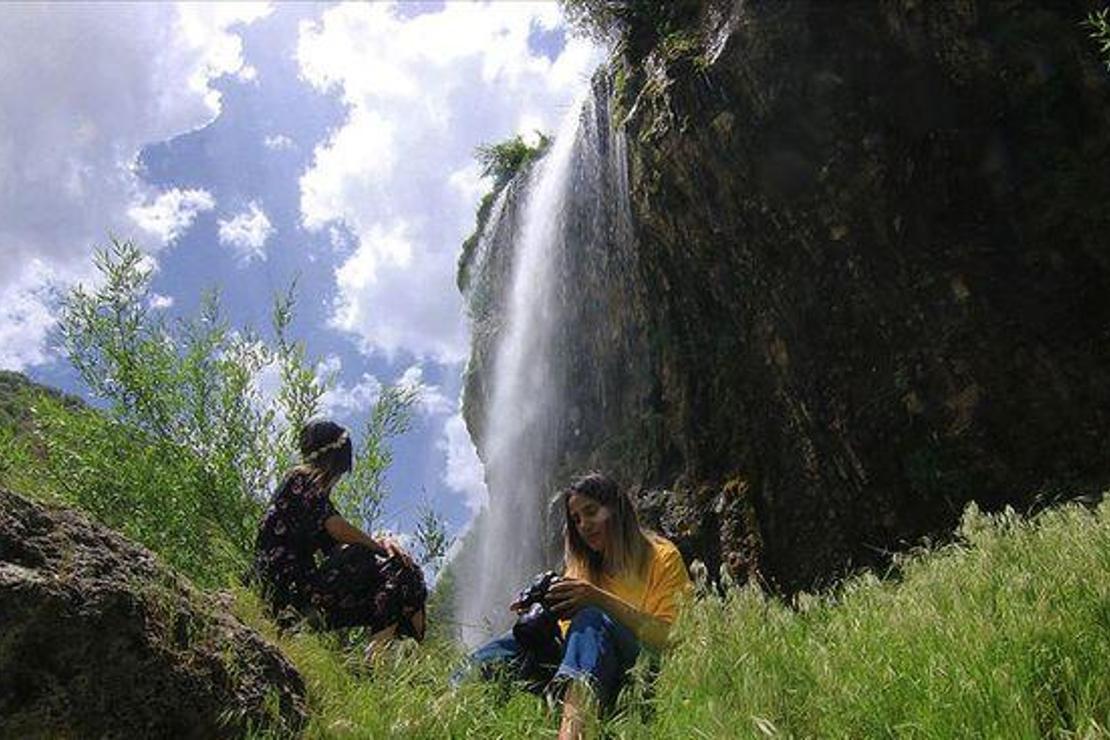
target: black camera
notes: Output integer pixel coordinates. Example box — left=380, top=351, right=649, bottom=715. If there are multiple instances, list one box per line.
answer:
left=512, top=570, right=564, bottom=666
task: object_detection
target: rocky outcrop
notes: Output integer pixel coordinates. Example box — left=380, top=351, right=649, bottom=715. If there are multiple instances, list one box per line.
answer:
left=618, top=0, right=1110, bottom=590
left=0, top=489, right=306, bottom=738
left=461, top=0, right=1110, bottom=592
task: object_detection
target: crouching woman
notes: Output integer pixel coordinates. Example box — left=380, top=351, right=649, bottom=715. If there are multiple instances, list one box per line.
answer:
left=469, top=472, right=691, bottom=739
left=253, top=420, right=427, bottom=646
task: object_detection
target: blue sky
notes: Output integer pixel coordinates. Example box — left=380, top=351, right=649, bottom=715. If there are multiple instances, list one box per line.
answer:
left=0, top=2, right=600, bottom=537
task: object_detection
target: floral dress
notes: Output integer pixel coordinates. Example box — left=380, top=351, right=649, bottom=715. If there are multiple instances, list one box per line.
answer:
left=253, top=470, right=426, bottom=633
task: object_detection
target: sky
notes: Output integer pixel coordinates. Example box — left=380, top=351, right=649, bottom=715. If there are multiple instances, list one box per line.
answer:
left=0, top=2, right=602, bottom=538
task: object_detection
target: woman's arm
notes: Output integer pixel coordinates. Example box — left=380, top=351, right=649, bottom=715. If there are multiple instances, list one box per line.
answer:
left=546, top=579, right=675, bottom=651
left=325, top=514, right=385, bottom=551
left=593, top=587, right=674, bottom=651
left=324, top=514, right=413, bottom=565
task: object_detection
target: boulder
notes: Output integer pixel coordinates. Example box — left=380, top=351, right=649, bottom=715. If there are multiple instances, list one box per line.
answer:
left=0, top=488, right=306, bottom=738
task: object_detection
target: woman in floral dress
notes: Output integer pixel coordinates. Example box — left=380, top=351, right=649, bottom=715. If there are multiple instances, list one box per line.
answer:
left=254, top=419, right=427, bottom=643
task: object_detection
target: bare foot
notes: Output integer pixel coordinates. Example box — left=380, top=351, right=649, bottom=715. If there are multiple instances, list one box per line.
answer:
left=558, top=679, right=598, bottom=740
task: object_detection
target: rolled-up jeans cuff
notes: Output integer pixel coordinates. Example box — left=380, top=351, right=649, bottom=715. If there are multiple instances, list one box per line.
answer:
left=545, top=668, right=597, bottom=709
left=551, top=666, right=597, bottom=692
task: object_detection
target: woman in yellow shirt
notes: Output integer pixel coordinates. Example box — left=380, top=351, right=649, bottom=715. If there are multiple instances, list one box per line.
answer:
left=465, top=472, right=691, bottom=738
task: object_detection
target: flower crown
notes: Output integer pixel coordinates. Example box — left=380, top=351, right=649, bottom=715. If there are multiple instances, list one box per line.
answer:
left=304, top=431, right=349, bottom=461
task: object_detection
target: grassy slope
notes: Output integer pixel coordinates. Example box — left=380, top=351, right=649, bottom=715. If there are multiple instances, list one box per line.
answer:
left=4, top=378, right=1108, bottom=737
left=227, top=501, right=1110, bottom=739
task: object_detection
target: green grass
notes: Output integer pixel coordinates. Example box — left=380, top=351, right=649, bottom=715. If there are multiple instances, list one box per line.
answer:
left=1, top=390, right=257, bottom=587
left=231, top=588, right=556, bottom=738
left=226, top=499, right=1110, bottom=738
left=5, top=374, right=1108, bottom=737
left=636, top=501, right=1110, bottom=738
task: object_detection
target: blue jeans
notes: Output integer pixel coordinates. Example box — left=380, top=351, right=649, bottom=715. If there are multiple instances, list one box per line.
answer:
left=460, top=607, right=642, bottom=709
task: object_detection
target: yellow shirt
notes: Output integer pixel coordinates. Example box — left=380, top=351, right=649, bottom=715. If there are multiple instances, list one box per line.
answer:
left=561, top=535, right=692, bottom=638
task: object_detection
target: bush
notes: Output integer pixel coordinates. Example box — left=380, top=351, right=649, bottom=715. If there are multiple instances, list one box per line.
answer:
left=474, top=133, right=550, bottom=190
left=26, top=393, right=245, bottom=584
left=5, top=238, right=421, bottom=586
left=1085, top=8, right=1110, bottom=71
left=458, top=133, right=550, bottom=292
left=558, top=0, right=701, bottom=58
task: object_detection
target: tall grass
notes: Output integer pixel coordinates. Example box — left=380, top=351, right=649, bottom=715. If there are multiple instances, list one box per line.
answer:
left=225, top=499, right=1110, bottom=738
left=231, top=588, right=555, bottom=738
left=2, top=392, right=252, bottom=585
left=5, top=361, right=1106, bottom=736
left=626, top=501, right=1110, bottom=738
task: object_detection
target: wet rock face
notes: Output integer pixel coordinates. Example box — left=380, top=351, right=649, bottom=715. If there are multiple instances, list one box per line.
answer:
left=0, top=489, right=306, bottom=738
left=614, top=0, right=1110, bottom=590
left=465, top=0, right=1110, bottom=593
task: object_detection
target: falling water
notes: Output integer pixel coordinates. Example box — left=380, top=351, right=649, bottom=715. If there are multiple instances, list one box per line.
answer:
left=457, top=74, right=633, bottom=646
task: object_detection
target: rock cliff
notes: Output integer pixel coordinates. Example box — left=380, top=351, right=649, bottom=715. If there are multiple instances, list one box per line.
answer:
left=460, top=0, right=1110, bottom=591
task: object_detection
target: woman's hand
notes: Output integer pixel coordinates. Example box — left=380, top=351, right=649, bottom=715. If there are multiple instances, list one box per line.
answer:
left=325, top=515, right=416, bottom=567
left=375, top=536, right=414, bottom=567
left=545, top=577, right=603, bottom=618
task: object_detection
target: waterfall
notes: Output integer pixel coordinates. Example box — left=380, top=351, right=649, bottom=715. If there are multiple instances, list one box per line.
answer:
left=457, top=73, right=633, bottom=646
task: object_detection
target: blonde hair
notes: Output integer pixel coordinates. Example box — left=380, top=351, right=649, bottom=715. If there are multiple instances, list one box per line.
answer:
left=563, top=472, right=653, bottom=584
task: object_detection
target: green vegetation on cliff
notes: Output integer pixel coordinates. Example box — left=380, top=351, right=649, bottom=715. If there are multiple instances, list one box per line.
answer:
left=1087, top=8, right=1110, bottom=71
left=558, top=0, right=700, bottom=59
left=457, top=133, right=550, bottom=292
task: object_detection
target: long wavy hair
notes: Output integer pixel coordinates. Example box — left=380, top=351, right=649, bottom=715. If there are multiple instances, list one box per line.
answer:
left=289, top=419, right=352, bottom=491
left=563, top=472, right=653, bottom=584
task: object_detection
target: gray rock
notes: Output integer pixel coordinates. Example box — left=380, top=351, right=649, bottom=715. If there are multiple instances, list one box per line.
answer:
left=0, top=488, right=306, bottom=738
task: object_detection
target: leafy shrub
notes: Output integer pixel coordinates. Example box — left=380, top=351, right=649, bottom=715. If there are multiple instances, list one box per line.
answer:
left=558, top=0, right=701, bottom=58
left=45, top=240, right=323, bottom=583
left=332, top=384, right=416, bottom=533
left=26, top=393, right=245, bottom=583
left=5, top=238, right=422, bottom=586
left=1085, top=7, right=1110, bottom=71
left=474, top=133, right=550, bottom=190
left=458, top=133, right=550, bottom=292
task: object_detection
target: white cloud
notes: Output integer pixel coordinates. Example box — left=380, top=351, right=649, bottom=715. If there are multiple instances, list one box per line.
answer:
left=316, top=354, right=383, bottom=420
left=174, top=2, right=273, bottom=109
left=129, top=188, right=216, bottom=244
left=439, top=412, right=488, bottom=515
left=0, top=260, right=57, bottom=371
left=447, top=161, right=490, bottom=214
left=218, top=201, right=274, bottom=263
left=317, top=353, right=343, bottom=381
left=300, top=109, right=397, bottom=231
left=252, top=357, right=283, bottom=411
left=149, top=293, right=175, bottom=310
left=263, top=133, right=295, bottom=150
left=397, top=364, right=453, bottom=417
left=296, top=2, right=601, bottom=364
left=330, top=220, right=468, bottom=362
left=318, top=356, right=452, bottom=423
left=0, top=3, right=271, bottom=368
